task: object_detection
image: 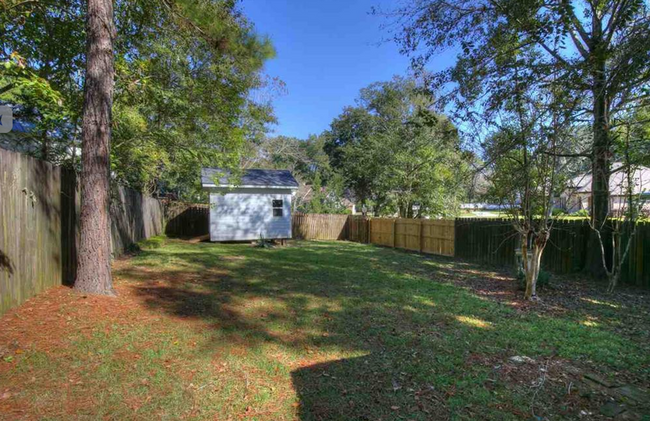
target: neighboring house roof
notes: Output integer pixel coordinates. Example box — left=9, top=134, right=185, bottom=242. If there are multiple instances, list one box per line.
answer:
left=567, top=163, right=650, bottom=196
left=202, top=168, right=299, bottom=189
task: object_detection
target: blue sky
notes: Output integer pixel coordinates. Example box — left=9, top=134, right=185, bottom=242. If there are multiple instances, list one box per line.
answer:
left=241, top=1, right=456, bottom=139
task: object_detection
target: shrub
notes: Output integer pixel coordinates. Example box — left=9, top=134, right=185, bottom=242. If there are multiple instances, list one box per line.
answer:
left=516, top=268, right=551, bottom=291
left=255, top=234, right=274, bottom=248
left=572, top=209, right=589, bottom=217
left=551, top=208, right=567, bottom=216
left=137, top=235, right=166, bottom=250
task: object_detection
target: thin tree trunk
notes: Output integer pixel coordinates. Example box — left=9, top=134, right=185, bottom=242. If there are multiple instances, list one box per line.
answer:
left=75, top=0, right=115, bottom=295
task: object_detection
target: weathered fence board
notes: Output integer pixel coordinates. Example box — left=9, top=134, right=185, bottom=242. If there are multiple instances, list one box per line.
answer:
left=292, top=213, right=349, bottom=240
left=110, top=185, right=165, bottom=255
left=165, top=203, right=209, bottom=238
left=348, top=215, right=369, bottom=243
left=0, top=147, right=165, bottom=314
left=422, top=219, right=455, bottom=257
left=454, top=219, right=517, bottom=266
left=369, top=218, right=395, bottom=247
left=1, top=150, right=62, bottom=314
left=366, top=218, right=455, bottom=257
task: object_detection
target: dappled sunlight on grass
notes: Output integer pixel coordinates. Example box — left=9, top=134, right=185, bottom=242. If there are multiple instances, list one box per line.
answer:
left=1, top=239, right=649, bottom=420
left=413, top=295, right=436, bottom=307
left=455, top=315, right=494, bottom=329
left=581, top=297, right=621, bottom=309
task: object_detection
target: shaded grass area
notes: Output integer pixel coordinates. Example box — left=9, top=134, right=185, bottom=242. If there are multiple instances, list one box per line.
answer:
left=0, top=239, right=648, bottom=420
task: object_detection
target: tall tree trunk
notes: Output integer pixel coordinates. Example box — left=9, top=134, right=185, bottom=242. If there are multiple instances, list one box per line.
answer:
left=74, top=0, right=115, bottom=295
left=586, top=50, right=611, bottom=279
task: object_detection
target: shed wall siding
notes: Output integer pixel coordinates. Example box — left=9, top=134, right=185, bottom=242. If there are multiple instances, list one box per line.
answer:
left=209, top=189, right=293, bottom=241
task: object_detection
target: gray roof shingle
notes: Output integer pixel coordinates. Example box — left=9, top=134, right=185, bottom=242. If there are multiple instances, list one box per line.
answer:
left=202, top=168, right=298, bottom=188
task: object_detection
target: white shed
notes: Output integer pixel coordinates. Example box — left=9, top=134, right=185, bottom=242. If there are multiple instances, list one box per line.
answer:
left=201, top=168, right=299, bottom=241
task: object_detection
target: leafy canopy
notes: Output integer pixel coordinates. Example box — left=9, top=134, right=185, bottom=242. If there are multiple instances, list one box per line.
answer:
left=1, top=0, right=276, bottom=199
left=324, top=77, right=469, bottom=217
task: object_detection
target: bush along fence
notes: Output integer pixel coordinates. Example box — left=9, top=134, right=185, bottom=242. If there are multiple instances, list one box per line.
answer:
left=0, top=147, right=165, bottom=315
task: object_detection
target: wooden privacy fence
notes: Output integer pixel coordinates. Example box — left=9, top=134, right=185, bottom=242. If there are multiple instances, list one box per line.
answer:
left=348, top=215, right=370, bottom=243
left=292, top=214, right=455, bottom=257
left=454, top=218, right=649, bottom=288
left=0, top=147, right=165, bottom=315
left=369, top=218, right=455, bottom=257
left=165, top=203, right=209, bottom=238
left=3, top=149, right=649, bottom=317
left=155, top=209, right=650, bottom=287
left=292, top=213, right=349, bottom=240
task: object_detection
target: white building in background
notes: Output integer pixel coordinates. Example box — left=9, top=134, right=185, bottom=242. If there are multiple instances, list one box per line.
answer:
left=558, top=164, right=650, bottom=215
left=201, top=168, right=299, bottom=241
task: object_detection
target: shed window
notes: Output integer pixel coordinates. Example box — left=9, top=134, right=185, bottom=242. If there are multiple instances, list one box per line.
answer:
left=272, top=199, right=283, bottom=217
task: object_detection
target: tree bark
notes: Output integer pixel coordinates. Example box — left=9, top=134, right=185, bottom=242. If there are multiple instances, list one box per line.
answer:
left=585, top=42, right=611, bottom=279
left=74, top=0, right=115, bottom=295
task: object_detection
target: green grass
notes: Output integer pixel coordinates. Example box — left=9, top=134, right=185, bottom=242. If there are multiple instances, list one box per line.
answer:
left=2, top=239, right=648, bottom=420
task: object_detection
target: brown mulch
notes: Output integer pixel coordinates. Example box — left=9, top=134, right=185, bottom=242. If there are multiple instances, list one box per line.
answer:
left=0, top=257, right=203, bottom=370
left=420, top=259, right=650, bottom=336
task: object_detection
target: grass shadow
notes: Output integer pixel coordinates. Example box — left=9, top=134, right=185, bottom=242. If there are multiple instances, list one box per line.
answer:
left=112, top=239, right=650, bottom=420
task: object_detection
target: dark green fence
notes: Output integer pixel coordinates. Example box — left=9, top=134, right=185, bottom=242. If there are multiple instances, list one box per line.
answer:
left=164, top=203, right=210, bottom=238
left=454, top=218, right=650, bottom=287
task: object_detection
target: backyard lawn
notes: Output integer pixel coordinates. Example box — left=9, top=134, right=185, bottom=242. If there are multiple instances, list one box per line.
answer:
left=0, top=239, right=649, bottom=420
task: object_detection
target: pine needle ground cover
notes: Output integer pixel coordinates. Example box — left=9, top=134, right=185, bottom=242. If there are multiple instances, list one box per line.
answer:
left=1, top=239, right=648, bottom=420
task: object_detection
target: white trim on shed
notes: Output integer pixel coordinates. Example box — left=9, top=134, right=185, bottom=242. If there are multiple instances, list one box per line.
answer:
left=201, top=168, right=299, bottom=242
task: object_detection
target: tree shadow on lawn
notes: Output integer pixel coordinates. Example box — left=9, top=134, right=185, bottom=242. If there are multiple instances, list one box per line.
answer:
left=116, top=240, right=650, bottom=420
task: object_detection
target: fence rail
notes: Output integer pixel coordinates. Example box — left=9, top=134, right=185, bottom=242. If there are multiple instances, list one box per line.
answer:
left=0, top=147, right=165, bottom=315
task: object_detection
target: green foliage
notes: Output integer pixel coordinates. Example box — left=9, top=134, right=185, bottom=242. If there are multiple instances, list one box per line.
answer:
left=300, top=171, right=348, bottom=214
left=551, top=208, right=567, bottom=217
left=248, top=134, right=330, bottom=185
left=137, top=235, right=167, bottom=250
left=1, top=0, right=275, bottom=197
left=384, top=1, right=650, bottom=261
left=249, top=135, right=349, bottom=213
left=613, top=108, right=650, bottom=168
left=384, top=0, right=650, bottom=132
left=573, top=209, right=590, bottom=218
left=324, top=77, right=469, bottom=217
left=306, top=172, right=325, bottom=214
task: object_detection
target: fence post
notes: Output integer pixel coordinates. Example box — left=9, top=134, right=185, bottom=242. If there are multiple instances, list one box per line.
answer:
left=392, top=219, right=396, bottom=248
left=365, top=217, right=369, bottom=243
left=419, top=220, right=423, bottom=253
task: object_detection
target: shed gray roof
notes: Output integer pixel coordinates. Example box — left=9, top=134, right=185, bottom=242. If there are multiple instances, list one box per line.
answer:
left=202, top=168, right=299, bottom=189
